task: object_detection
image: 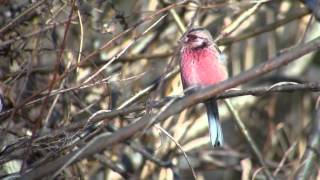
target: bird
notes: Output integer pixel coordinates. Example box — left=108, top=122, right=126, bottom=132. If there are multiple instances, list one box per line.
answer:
left=179, top=27, right=228, bottom=147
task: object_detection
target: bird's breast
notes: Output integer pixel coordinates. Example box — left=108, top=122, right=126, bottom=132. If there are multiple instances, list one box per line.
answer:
left=180, top=48, right=228, bottom=88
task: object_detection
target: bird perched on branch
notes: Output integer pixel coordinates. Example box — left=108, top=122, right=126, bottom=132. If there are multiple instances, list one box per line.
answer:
left=179, top=28, right=228, bottom=147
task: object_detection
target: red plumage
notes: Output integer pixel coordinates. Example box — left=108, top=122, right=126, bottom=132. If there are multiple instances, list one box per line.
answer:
left=180, top=46, right=227, bottom=87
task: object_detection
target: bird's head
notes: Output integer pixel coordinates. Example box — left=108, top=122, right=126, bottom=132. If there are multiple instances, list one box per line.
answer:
left=182, top=28, right=214, bottom=49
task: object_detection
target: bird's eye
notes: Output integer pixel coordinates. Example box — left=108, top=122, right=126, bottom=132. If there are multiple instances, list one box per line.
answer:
left=187, top=34, right=198, bottom=40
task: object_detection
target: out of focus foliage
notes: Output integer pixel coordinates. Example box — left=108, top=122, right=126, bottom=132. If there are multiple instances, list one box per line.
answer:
left=0, top=0, right=319, bottom=179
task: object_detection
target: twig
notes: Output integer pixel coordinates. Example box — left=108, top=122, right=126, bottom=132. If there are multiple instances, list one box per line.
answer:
left=117, top=67, right=179, bottom=109
left=156, top=125, right=197, bottom=180
left=218, top=9, right=310, bottom=45
left=294, top=105, right=320, bottom=180
left=76, top=8, right=84, bottom=75
left=224, top=99, right=275, bottom=180
left=0, top=51, right=173, bottom=81
left=273, top=142, right=297, bottom=176
left=0, top=0, right=48, bottom=35
left=217, top=82, right=320, bottom=98
left=169, top=7, right=186, bottom=33
left=49, top=131, right=111, bottom=179
left=83, top=14, right=167, bottom=83
left=0, top=16, right=78, bottom=49
left=215, top=1, right=265, bottom=42
left=34, top=0, right=75, bottom=126
left=94, top=154, right=134, bottom=179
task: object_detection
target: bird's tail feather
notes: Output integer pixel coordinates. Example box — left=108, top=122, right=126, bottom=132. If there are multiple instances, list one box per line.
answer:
left=205, top=100, right=223, bottom=147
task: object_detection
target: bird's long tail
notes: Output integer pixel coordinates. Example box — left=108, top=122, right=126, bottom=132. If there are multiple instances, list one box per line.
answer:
left=205, top=100, right=223, bottom=147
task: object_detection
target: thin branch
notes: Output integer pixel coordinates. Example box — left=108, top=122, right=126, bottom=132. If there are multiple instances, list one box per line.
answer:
left=117, top=67, right=179, bottom=109
left=294, top=106, right=320, bottom=180
left=224, top=99, right=275, bottom=180
left=76, top=7, right=84, bottom=75
left=217, top=82, right=320, bottom=98
left=218, top=9, right=310, bottom=45
left=215, top=1, right=265, bottom=42
left=0, top=0, right=48, bottom=35
left=94, top=154, right=135, bottom=179
left=83, top=14, right=167, bottom=83
left=273, top=142, right=297, bottom=176
left=0, top=16, right=78, bottom=49
left=156, top=125, right=197, bottom=180
left=168, top=5, right=186, bottom=33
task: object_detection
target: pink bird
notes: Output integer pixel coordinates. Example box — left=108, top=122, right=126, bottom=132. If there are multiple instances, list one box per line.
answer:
left=179, top=28, right=228, bottom=147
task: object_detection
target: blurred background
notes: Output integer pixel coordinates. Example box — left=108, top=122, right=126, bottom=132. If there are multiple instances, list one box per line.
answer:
left=0, top=0, right=319, bottom=179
